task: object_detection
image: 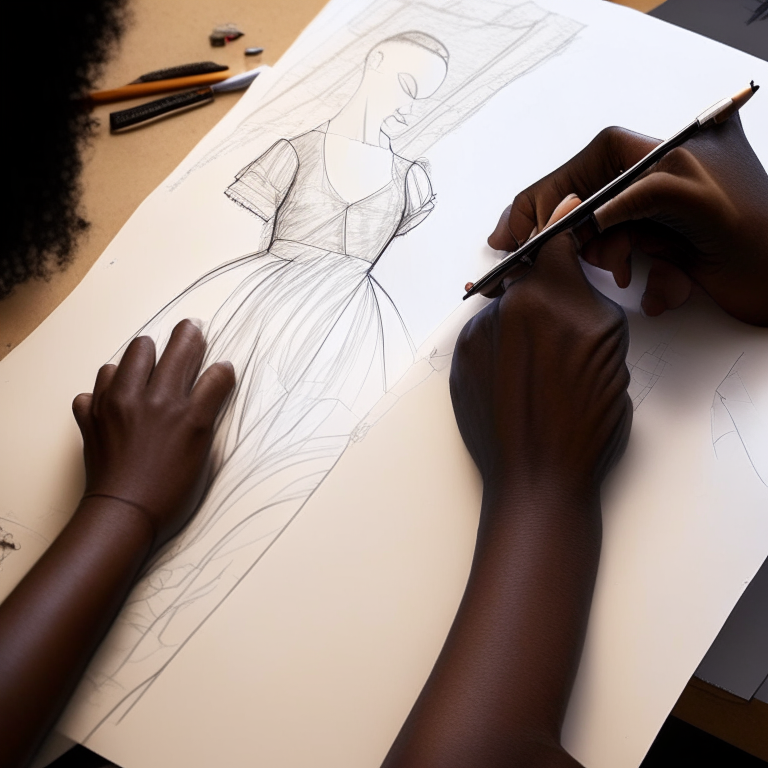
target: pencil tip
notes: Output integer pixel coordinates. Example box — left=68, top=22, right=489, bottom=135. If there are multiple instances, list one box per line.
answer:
left=751, top=80, right=759, bottom=93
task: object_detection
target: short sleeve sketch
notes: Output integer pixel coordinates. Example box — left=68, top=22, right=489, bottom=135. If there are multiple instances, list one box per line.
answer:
left=224, top=139, right=299, bottom=221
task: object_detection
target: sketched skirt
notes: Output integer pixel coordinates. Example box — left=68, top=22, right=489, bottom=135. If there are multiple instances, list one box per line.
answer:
left=88, top=239, right=412, bottom=719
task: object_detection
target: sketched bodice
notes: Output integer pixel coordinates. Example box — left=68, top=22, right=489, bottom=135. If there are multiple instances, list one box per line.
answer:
left=225, top=125, right=434, bottom=265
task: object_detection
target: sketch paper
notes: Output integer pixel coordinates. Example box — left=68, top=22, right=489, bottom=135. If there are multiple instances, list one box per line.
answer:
left=0, top=1, right=766, bottom=767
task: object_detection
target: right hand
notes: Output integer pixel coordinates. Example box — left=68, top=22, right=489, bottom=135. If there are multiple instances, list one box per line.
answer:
left=453, top=202, right=632, bottom=503
left=72, top=320, right=235, bottom=554
left=488, top=115, right=768, bottom=325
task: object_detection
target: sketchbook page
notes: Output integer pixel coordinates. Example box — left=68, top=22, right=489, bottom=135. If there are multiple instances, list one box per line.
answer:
left=0, top=1, right=765, bottom=767
left=72, top=5, right=768, bottom=767
left=7, top=0, right=589, bottom=735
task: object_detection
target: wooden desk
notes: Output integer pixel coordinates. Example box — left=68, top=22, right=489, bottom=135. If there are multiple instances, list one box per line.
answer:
left=3, top=0, right=765, bottom=763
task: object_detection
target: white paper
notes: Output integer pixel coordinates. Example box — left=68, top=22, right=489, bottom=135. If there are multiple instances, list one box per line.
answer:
left=1, top=2, right=767, bottom=767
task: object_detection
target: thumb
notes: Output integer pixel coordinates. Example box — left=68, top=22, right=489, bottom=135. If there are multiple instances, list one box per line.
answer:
left=546, top=193, right=582, bottom=227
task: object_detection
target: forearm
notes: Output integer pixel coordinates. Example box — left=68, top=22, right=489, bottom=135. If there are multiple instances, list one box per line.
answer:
left=382, top=480, right=601, bottom=768
left=0, top=496, right=153, bottom=768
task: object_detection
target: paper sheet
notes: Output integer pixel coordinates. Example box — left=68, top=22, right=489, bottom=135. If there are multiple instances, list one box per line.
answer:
left=1, top=2, right=767, bottom=766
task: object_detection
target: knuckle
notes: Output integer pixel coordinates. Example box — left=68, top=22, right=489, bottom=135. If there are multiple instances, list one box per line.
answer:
left=101, top=390, right=131, bottom=422
left=598, top=125, right=629, bottom=161
left=455, top=320, right=476, bottom=359
left=145, top=390, right=171, bottom=414
left=184, top=408, right=213, bottom=438
left=511, top=189, right=532, bottom=211
left=598, top=125, right=622, bottom=146
left=619, top=363, right=631, bottom=393
left=657, top=146, right=696, bottom=176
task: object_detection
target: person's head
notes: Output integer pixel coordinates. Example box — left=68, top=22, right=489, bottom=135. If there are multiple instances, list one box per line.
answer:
left=2, top=0, right=128, bottom=300
left=359, top=32, right=448, bottom=137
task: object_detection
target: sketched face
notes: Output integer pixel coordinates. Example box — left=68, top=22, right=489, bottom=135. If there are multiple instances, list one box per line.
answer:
left=364, top=41, right=448, bottom=137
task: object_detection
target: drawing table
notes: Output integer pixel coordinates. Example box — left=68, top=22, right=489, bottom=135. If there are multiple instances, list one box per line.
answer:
left=1, top=0, right=765, bottom=764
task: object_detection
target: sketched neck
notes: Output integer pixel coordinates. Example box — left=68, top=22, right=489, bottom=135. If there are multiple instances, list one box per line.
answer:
left=328, top=89, right=390, bottom=148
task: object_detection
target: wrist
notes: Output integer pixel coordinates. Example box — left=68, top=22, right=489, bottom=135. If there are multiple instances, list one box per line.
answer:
left=73, top=494, right=156, bottom=565
left=483, top=465, right=598, bottom=509
left=479, top=469, right=601, bottom=530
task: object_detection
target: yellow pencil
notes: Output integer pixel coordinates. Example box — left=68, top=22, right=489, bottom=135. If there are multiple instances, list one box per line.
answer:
left=89, top=70, right=232, bottom=105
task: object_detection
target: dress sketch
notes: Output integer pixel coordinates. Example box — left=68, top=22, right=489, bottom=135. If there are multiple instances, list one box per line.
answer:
left=78, top=1, right=584, bottom=733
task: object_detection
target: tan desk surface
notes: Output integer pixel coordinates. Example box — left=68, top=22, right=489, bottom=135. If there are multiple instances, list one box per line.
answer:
left=2, top=0, right=765, bottom=761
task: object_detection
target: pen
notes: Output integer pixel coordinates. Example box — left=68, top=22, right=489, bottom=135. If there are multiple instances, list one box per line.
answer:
left=463, top=81, right=760, bottom=300
left=109, top=66, right=268, bottom=131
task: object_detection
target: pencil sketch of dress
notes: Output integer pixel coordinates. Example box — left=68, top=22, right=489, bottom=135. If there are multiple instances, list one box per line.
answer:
left=77, top=0, right=584, bottom=733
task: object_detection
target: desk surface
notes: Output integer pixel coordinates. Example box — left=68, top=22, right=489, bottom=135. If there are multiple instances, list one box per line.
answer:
left=4, top=0, right=765, bottom=762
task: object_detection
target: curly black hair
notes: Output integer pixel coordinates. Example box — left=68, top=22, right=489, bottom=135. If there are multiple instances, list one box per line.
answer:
left=1, top=0, right=130, bottom=299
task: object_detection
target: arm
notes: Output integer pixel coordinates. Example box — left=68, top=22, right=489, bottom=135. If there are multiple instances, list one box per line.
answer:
left=384, top=202, right=632, bottom=767
left=0, top=320, right=234, bottom=768
left=488, top=115, right=768, bottom=325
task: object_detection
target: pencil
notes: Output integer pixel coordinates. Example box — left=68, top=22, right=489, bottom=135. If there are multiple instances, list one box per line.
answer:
left=89, top=70, right=232, bottom=105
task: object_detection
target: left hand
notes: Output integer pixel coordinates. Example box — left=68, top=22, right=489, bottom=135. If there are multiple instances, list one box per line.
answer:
left=72, top=320, right=235, bottom=554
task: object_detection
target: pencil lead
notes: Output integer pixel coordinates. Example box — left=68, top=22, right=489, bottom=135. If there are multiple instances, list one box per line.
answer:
left=750, top=81, right=760, bottom=94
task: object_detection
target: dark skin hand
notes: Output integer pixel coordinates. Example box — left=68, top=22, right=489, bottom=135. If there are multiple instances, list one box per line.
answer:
left=488, top=114, right=768, bottom=325
left=383, top=200, right=632, bottom=768
left=0, top=320, right=234, bottom=768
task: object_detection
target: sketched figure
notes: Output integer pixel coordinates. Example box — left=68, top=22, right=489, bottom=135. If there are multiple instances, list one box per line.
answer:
left=78, top=1, right=584, bottom=732
left=87, top=32, right=448, bottom=726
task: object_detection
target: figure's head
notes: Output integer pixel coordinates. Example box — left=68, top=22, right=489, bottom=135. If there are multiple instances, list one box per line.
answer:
left=361, top=32, right=448, bottom=136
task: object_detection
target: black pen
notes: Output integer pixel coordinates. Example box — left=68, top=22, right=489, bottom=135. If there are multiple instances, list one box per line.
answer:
left=464, top=81, right=760, bottom=300
left=109, top=67, right=268, bottom=132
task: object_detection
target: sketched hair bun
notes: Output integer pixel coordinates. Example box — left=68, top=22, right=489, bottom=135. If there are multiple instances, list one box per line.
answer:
left=1, top=0, right=129, bottom=300
left=372, top=30, right=449, bottom=64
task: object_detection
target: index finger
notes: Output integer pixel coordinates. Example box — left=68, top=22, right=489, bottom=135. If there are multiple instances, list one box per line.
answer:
left=489, top=126, right=660, bottom=252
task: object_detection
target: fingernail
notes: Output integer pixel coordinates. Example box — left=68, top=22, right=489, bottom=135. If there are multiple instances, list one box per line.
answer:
left=186, top=317, right=205, bottom=331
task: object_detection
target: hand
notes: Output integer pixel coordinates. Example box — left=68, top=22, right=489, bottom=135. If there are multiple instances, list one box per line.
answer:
left=453, top=206, right=632, bottom=501
left=488, top=116, right=768, bottom=325
left=72, top=320, right=235, bottom=554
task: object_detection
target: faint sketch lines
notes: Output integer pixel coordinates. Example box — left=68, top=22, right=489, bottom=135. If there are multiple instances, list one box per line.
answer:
left=711, top=353, right=767, bottom=487
left=627, top=342, right=670, bottom=410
